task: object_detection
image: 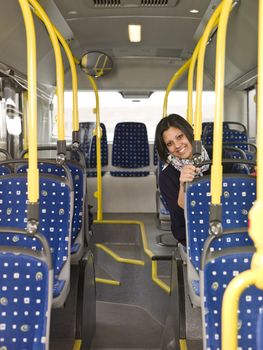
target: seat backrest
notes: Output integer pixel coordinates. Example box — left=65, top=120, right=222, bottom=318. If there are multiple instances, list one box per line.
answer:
left=17, top=161, right=84, bottom=254
left=153, top=143, right=158, bottom=166
left=0, top=165, right=12, bottom=175
left=202, top=121, right=230, bottom=136
left=0, top=230, right=52, bottom=350
left=0, top=173, right=72, bottom=280
left=111, top=122, right=150, bottom=177
left=66, top=161, right=85, bottom=247
left=79, top=122, right=95, bottom=167
left=79, top=122, right=108, bottom=177
left=203, top=129, right=248, bottom=146
left=203, top=247, right=263, bottom=350
left=185, top=175, right=255, bottom=272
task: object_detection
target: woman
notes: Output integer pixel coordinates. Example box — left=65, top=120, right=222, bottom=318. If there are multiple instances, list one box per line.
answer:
left=155, top=114, right=209, bottom=245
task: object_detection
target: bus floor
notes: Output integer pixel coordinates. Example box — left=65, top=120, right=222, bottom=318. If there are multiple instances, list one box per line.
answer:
left=50, top=213, right=203, bottom=350
left=91, top=300, right=163, bottom=349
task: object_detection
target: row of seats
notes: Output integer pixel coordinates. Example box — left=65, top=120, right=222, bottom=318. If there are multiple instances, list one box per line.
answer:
left=79, top=121, right=156, bottom=177
left=0, top=149, right=95, bottom=349
left=175, top=170, right=260, bottom=348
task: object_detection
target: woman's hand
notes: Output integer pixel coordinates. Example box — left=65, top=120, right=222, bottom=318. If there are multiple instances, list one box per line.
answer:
left=179, top=164, right=197, bottom=185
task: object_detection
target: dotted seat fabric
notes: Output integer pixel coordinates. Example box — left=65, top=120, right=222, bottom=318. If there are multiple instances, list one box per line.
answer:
left=0, top=174, right=71, bottom=300
left=0, top=248, right=51, bottom=350
left=0, top=165, right=11, bottom=175
left=17, top=162, right=84, bottom=257
left=203, top=248, right=263, bottom=350
left=153, top=144, right=158, bottom=166
left=111, top=122, right=150, bottom=177
left=201, top=121, right=230, bottom=134
left=185, top=175, right=256, bottom=273
left=203, top=129, right=248, bottom=146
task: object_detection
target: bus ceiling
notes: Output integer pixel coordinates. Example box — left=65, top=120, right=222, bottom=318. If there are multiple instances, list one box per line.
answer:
left=0, top=0, right=259, bottom=92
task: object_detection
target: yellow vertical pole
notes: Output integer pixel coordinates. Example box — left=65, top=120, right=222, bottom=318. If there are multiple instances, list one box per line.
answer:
left=210, top=0, right=233, bottom=206
left=187, top=40, right=202, bottom=126
left=18, top=0, right=39, bottom=204
left=194, top=4, right=222, bottom=141
left=162, top=59, right=191, bottom=118
left=87, top=76, right=103, bottom=221
left=22, top=91, right=29, bottom=151
left=54, top=29, right=79, bottom=140
left=29, top=0, right=65, bottom=144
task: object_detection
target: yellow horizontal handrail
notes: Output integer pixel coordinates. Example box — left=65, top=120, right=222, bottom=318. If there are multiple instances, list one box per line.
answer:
left=94, top=219, right=171, bottom=293
left=95, top=277, right=121, bottom=286
left=94, top=219, right=153, bottom=258
left=96, top=243, right=145, bottom=266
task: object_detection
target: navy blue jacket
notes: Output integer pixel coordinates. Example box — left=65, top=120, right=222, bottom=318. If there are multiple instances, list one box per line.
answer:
left=159, top=164, right=186, bottom=244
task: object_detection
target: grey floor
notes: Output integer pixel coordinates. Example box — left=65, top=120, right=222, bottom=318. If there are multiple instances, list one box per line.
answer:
left=91, top=301, right=163, bottom=349
left=97, top=213, right=203, bottom=348
left=50, top=213, right=203, bottom=350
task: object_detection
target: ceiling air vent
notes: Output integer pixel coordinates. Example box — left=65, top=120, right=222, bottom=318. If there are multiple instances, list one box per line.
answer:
left=93, top=0, right=121, bottom=8
left=92, top=0, right=179, bottom=8
left=140, top=0, right=179, bottom=7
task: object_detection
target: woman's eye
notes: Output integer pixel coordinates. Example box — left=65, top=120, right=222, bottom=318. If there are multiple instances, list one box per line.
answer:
left=177, top=134, right=183, bottom=140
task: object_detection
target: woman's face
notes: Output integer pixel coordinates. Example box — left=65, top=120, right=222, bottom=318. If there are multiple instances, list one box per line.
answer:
left=162, top=126, right=192, bottom=159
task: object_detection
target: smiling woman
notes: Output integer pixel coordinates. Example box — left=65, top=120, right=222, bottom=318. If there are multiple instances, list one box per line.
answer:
left=155, top=114, right=210, bottom=244
left=0, top=1, right=260, bottom=349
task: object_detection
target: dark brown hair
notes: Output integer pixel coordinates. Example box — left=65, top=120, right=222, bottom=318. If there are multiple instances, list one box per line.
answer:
left=155, top=114, right=193, bottom=163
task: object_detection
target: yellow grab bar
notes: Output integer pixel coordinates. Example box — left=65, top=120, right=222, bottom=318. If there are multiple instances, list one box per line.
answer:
left=22, top=91, right=29, bottom=152
left=54, top=29, right=79, bottom=139
left=222, top=269, right=260, bottom=350
left=210, top=0, right=233, bottom=205
left=86, top=76, right=103, bottom=221
left=30, top=0, right=65, bottom=142
left=187, top=40, right=201, bottom=126
left=163, top=59, right=191, bottom=118
left=194, top=3, right=222, bottom=140
left=18, top=0, right=39, bottom=204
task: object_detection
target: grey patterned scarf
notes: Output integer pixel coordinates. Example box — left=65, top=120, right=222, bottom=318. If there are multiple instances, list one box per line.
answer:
left=163, top=145, right=210, bottom=176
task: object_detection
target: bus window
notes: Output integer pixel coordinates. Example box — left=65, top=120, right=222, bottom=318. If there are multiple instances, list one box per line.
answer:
left=52, top=90, right=215, bottom=142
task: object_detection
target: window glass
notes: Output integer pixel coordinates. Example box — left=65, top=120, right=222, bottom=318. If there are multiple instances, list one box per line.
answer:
left=52, top=90, right=216, bottom=142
